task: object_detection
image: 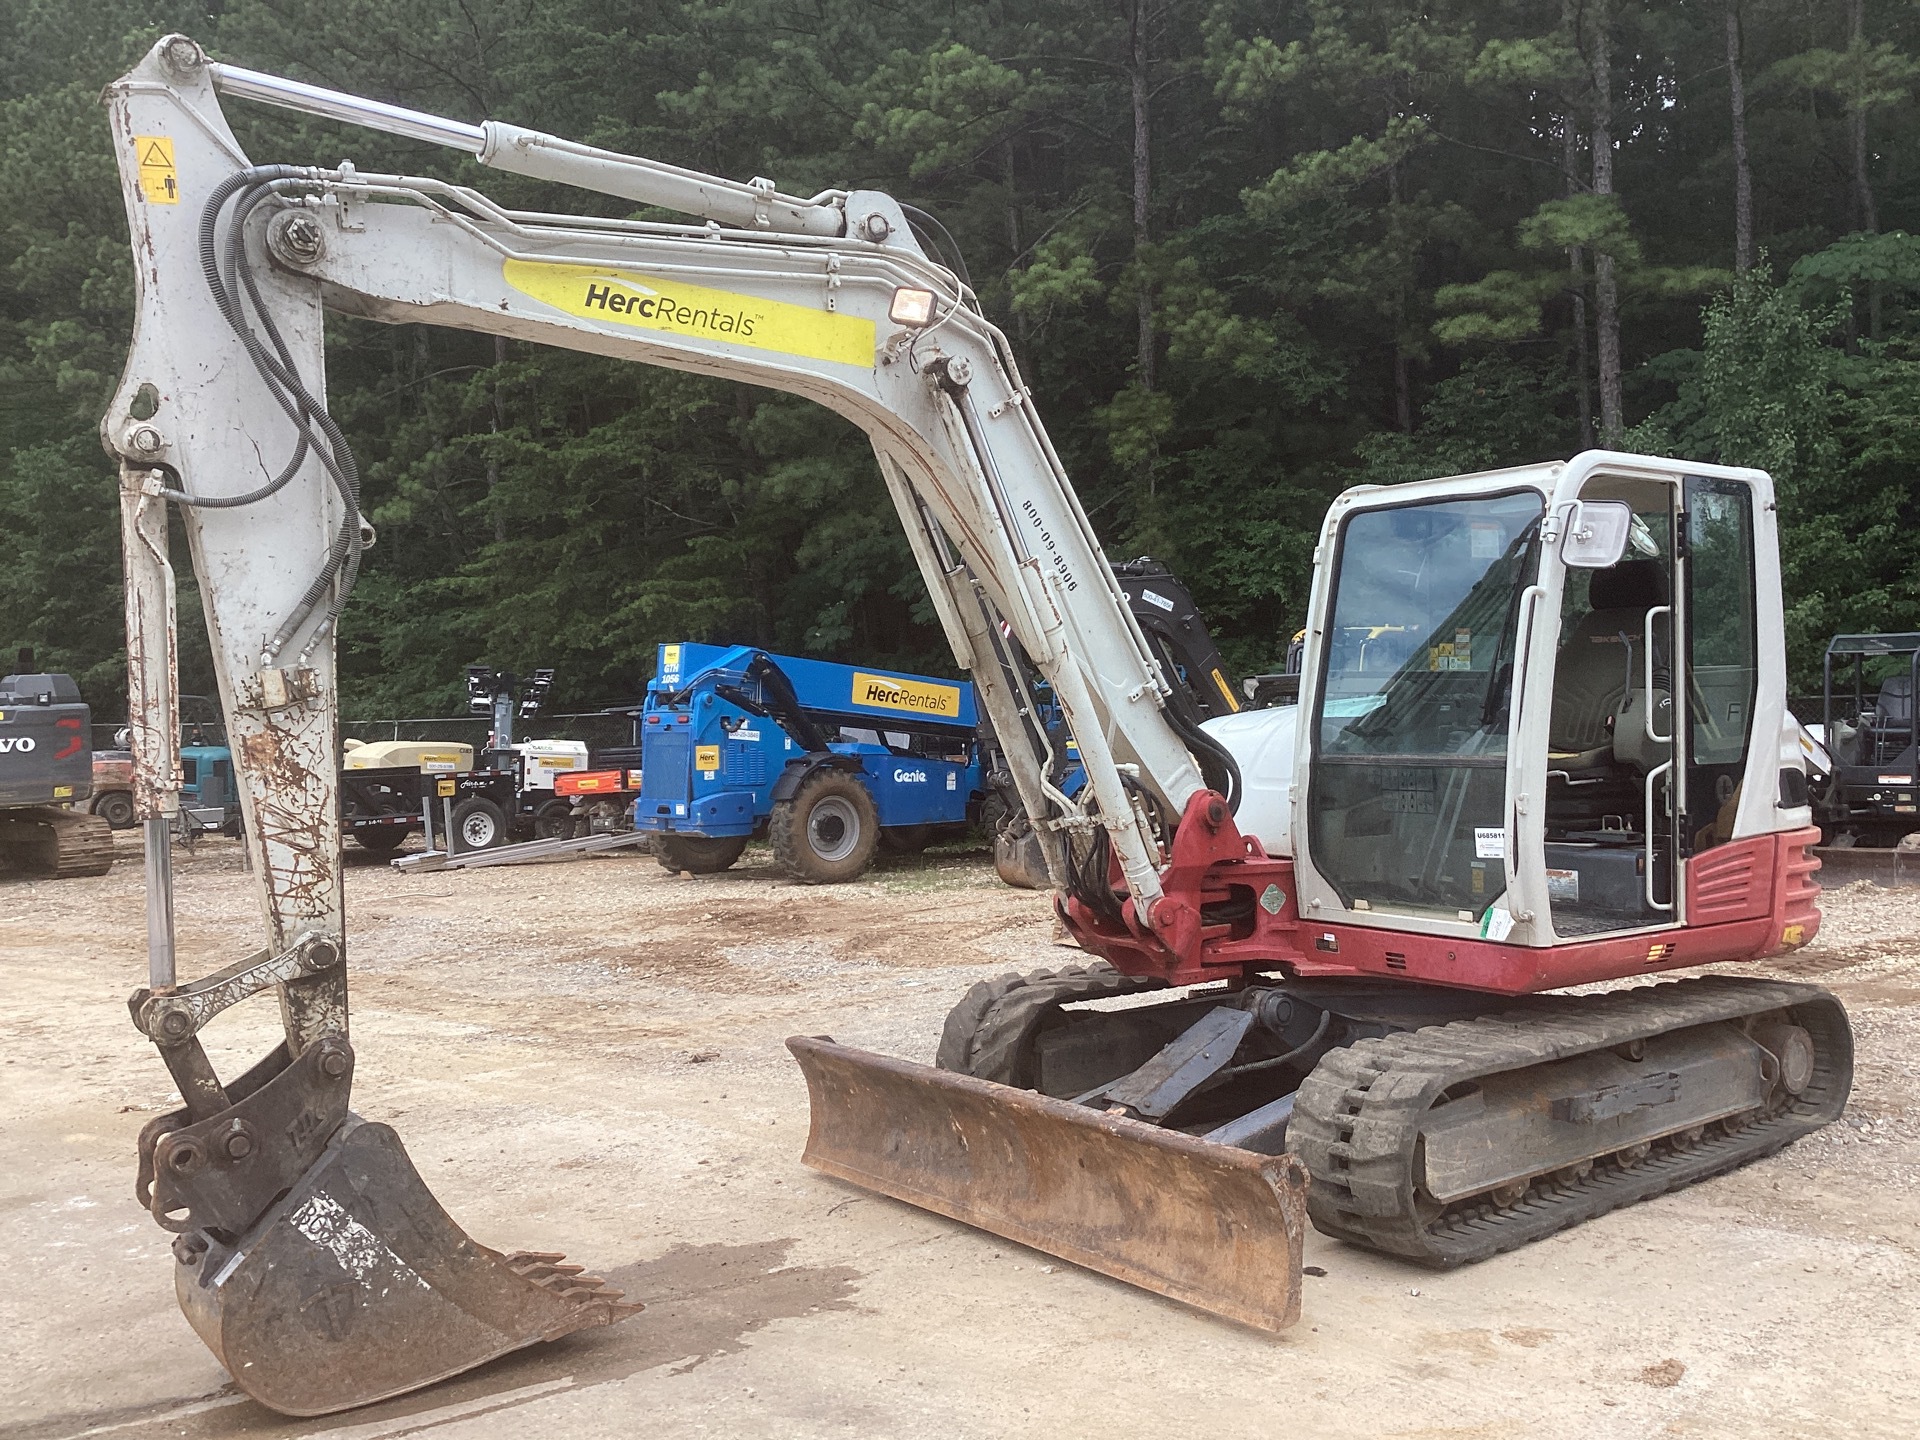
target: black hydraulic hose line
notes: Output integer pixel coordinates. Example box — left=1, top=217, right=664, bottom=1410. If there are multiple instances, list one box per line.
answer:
left=224, top=195, right=361, bottom=652
left=194, top=168, right=367, bottom=651
left=222, top=181, right=361, bottom=507
left=899, top=203, right=971, bottom=292
left=1170, top=704, right=1242, bottom=813
left=1224, top=1010, right=1333, bottom=1079
left=165, top=169, right=315, bottom=509
left=227, top=182, right=366, bottom=631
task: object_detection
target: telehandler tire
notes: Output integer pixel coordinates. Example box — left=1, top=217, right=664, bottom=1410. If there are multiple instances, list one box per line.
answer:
left=771, top=769, right=879, bottom=883
left=654, top=834, right=748, bottom=874
left=879, top=824, right=937, bottom=854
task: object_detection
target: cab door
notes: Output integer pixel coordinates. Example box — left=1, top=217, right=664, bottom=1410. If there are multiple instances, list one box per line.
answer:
left=1678, top=477, right=1761, bottom=854
left=1536, top=472, right=1683, bottom=938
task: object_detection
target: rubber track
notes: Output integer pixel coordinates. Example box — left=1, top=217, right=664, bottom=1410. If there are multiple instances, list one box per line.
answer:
left=936, top=962, right=1165, bottom=1086
left=1287, top=976, right=1852, bottom=1267
left=0, top=808, right=114, bottom=879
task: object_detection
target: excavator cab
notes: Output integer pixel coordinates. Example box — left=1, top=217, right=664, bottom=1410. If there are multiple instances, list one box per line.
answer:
left=1293, top=456, right=1790, bottom=965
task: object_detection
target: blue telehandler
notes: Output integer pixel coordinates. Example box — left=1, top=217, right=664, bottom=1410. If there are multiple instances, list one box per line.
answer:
left=637, top=642, right=990, bottom=882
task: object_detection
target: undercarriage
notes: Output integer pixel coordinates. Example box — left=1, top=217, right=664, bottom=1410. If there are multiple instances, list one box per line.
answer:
left=0, top=806, right=115, bottom=879
left=793, top=960, right=1851, bottom=1313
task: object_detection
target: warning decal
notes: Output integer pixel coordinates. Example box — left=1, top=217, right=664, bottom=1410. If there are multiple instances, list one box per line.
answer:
left=135, top=136, right=178, bottom=205
left=502, top=259, right=875, bottom=369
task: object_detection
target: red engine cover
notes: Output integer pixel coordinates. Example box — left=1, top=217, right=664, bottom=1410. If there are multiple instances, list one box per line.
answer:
left=1061, top=792, right=1821, bottom=997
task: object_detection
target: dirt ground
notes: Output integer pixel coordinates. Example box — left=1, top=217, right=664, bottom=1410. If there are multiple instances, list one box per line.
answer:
left=2, top=832, right=1917, bottom=1440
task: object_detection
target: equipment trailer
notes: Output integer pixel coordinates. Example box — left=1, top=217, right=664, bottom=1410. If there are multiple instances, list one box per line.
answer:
left=101, top=39, right=1847, bottom=1415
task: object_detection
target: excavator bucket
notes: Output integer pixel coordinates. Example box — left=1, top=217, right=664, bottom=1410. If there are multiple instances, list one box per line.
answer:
left=787, top=1036, right=1308, bottom=1332
left=171, top=1120, right=638, bottom=1417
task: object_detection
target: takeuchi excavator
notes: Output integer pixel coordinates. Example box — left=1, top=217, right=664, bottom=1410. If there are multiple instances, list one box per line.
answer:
left=103, top=37, right=1849, bottom=1416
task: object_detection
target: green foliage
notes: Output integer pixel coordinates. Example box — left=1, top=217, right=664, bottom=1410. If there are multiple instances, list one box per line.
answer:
left=6, top=0, right=1920, bottom=716
left=1696, top=267, right=1841, bottom=489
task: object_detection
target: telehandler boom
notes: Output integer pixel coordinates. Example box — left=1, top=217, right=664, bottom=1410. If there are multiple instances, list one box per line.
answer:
left=103, top=36, right=1849, bottom=1415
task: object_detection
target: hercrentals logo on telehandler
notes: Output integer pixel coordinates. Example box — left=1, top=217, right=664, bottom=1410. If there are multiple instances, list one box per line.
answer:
left=852, top=672, right=962, bottom=719
left=503, top=259, right=875, bottom=367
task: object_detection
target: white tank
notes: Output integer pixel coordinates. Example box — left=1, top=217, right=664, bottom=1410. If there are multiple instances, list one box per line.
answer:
left=1200, top=705, right=1297, bottom=856
left=515, top=739, right=590, bottom=791
left=343, top=740, right=474, bottom=774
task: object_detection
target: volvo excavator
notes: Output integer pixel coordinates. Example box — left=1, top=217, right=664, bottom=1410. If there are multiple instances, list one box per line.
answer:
left=103, top=37, right=1848, bottom=1417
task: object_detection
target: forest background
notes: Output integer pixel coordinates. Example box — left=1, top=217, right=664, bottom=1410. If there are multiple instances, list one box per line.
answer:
left=5, top=0, right=1919, bottom=721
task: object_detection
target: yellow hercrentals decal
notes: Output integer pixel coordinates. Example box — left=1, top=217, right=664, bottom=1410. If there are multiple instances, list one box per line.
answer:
left=852, top=672, right=963, bottom=719
left=502, top=259, right=875, bottom=368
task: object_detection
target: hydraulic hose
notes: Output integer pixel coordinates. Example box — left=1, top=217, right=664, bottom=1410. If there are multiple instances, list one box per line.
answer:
left=187, top=166, right=366, bottom=661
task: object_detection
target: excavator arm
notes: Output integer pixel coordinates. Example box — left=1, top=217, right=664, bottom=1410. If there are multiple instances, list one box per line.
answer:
left=101, top=37, right=1299, bottom=1413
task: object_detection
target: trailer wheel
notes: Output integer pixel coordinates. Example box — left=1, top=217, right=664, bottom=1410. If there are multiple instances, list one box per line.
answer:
left=449, top=796, right=508, bottom=853
left=654, top=834, right=748, bottom=874
left=532, top=797, right=574, bottom=840
left=353, top=827, right=408, bottom=854
left=771, top=769, right=879, bottom=883
left=91, top=790, right=136, bottom=830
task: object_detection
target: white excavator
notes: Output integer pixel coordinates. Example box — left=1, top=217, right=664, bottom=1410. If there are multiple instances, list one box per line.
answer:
left=104, top=36, right=1849, bottom=1417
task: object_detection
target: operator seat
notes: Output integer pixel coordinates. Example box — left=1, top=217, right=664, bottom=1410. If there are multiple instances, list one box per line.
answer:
left=1549, top=558, right=1669, bottom=755
left=1870, top=674, right=1914, bottom=764
left=1547, top=557, right=1670, bottom=825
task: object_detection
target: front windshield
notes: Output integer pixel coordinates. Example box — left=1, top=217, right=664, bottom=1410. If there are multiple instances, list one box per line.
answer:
left=1308, top=490, right=1544, bottom=918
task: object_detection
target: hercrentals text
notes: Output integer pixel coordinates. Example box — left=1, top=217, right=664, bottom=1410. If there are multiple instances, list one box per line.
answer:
left=583, top=283, right=758, bottom=338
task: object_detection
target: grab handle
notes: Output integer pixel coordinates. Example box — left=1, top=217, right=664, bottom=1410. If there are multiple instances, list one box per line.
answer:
left=1644, top=605, right=1673, bottom=744
left=1645, top=759, right=1674, bottom=913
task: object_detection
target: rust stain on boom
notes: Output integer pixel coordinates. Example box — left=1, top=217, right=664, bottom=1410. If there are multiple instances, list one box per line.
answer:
left=787, top=1036, right=1309, bottom=1333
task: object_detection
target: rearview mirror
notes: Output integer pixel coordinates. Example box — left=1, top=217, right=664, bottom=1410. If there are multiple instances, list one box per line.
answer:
left=1561, top=500, right=1632, bottom=569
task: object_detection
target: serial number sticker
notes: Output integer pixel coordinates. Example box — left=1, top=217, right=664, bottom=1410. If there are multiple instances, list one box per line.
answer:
left=1545, top=867, right=1580, bottom=903
left=1473, top=827, right=1507, bottom=860
left=504, top=259, right=875, bottom=368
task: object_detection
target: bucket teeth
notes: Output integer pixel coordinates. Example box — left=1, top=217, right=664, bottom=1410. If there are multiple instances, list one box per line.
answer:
left=503, top=1251, right=634, bottom=1308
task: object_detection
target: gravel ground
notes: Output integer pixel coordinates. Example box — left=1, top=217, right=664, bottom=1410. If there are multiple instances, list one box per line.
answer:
left=1, top=834, right=1915, bottom=1439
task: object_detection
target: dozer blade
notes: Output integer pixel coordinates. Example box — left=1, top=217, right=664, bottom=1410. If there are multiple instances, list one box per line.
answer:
left=173, top=1119, right=638, bottom=1417
left=787, top=1036, right=1308, bottom=1332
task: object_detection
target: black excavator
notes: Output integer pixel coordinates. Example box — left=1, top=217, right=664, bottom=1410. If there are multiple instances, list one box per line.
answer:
left=0, top=659, right=116, bottom=878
